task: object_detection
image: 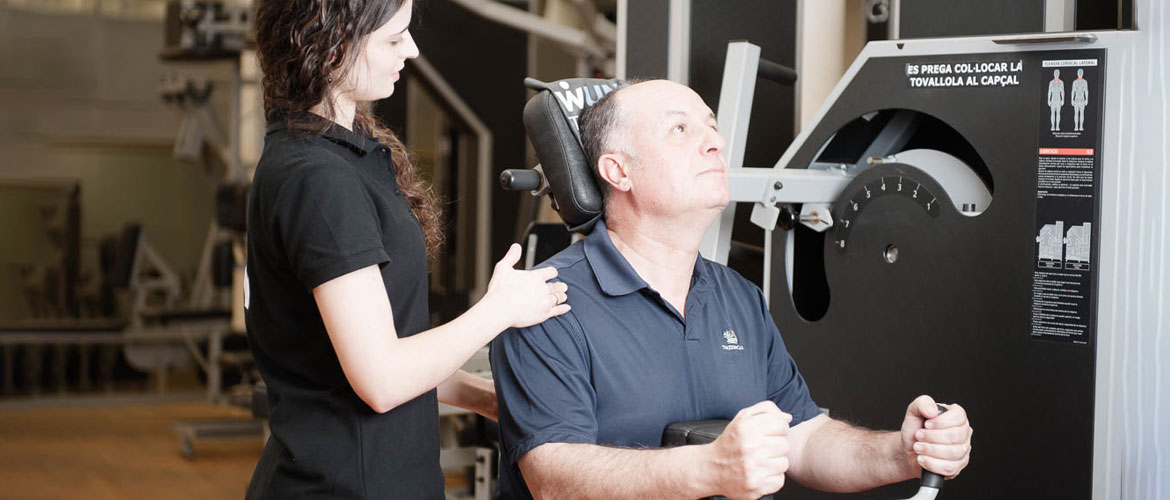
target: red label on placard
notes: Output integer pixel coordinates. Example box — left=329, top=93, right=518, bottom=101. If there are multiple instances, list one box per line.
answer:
left=1038, top=148, right=1095, bottom=156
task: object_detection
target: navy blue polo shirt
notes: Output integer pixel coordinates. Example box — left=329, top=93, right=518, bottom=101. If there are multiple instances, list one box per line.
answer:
left=490, top=219, right=821, bottom=499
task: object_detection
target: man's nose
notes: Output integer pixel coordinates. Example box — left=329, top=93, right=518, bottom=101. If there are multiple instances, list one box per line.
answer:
left=704, top=127, right=726, bottom=156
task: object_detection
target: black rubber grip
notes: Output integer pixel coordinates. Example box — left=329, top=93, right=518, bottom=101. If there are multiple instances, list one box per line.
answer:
left=921, top=404, right=948, bottom=489
left=500, top=169, right=543, bottom=192
left=758, top=58, right=798, bottom=86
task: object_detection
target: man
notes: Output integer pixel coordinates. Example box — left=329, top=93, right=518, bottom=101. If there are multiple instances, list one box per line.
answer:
left=490, top=79, right=973, bottom=500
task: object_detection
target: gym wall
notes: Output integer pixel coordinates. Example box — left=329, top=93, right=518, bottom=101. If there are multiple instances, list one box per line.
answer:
left=0, top=7, right=221, bottom=319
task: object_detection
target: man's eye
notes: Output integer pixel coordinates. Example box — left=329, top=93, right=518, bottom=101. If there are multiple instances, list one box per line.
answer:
left=673, top=123, right=686, bottom=133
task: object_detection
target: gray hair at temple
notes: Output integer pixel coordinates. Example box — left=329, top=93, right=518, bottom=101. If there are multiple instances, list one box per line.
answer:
left=578, top=79, right=645, bottom=207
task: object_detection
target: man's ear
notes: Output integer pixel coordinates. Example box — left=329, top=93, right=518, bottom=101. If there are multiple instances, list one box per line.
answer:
left=597, top=152, right=633, bottom=193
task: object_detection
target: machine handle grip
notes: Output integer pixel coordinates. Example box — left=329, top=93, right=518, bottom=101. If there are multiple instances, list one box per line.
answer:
left=758, top=58, right=798, bottom=86
left=500, top=169, right=543, bottom=192
left=920, top=404, right=948, bottom=490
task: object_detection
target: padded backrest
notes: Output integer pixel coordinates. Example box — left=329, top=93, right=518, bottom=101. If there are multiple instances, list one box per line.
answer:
left=522, top=77, right=627, bottom=233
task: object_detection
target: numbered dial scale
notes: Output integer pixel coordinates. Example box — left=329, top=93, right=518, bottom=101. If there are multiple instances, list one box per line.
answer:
left=831, top=164, right=951, bottom=255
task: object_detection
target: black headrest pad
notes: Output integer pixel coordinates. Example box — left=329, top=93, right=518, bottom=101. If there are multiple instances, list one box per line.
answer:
left=523, top=77, right=627, bottom=233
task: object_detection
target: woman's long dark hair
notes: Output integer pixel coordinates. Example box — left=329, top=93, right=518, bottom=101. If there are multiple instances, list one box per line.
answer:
left=254, top=0, right=443, bottom=256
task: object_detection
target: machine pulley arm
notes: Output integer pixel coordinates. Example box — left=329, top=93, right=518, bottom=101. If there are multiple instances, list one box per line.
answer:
left=726, top=167, right=852, bottom=232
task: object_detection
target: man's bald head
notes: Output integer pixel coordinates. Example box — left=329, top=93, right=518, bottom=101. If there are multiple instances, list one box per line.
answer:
left=579, top=79, right=727, bottom=222
left=580, top=79, right=707, bottom=202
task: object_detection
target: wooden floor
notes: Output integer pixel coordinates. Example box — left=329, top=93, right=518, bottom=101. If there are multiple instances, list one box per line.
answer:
left=0, top=400, right=263, bottom=500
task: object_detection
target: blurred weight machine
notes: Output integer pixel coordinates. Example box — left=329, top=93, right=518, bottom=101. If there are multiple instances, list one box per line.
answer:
left=157, top=0, right=267, bottom=457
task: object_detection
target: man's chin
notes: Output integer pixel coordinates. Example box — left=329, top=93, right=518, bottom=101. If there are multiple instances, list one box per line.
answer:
left=708, top=194, right=731, bottom=211
left=695, top=200, right=731, bottom=226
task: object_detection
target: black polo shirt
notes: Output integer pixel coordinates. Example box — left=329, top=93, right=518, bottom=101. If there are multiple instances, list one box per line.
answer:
left=490, top=219, right=822, bottom=499
left=244, top=111, right=441, bottom=499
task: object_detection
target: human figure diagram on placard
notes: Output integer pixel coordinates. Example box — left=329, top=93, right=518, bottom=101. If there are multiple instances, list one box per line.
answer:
left=1071, top=68, right=1089, bottom=131
left=1047, top=69, right=1065, bottom=131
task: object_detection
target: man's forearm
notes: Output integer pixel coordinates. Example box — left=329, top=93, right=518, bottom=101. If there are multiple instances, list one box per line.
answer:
left=436, top=370, right=497, bottom=420
left=790, top=419, right=917, bottom=493
left=521, top=442, right=721, bottom=500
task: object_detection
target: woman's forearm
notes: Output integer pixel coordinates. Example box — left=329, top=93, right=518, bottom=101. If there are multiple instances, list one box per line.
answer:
left=320, top=247, right=566, bottom=414
left=357, top=297, right=509, bottom=413
left=317, top=266, right=510, bottom=413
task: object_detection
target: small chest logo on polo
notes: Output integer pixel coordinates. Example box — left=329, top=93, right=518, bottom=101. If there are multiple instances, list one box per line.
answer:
left=721, top=330, right=744, bottom=351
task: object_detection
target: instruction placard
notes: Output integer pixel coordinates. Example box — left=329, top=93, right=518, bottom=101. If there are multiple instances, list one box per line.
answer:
left=905, top=59, right=1023, bottom=88
left=1030, top=53, right=1105, bottom=345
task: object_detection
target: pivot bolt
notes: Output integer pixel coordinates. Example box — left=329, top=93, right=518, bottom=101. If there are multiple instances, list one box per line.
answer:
left=883, top=244, right=899, bottom=264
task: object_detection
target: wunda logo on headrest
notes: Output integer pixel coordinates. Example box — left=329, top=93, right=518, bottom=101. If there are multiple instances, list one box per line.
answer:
left=552, top=82, right=624, bottom=115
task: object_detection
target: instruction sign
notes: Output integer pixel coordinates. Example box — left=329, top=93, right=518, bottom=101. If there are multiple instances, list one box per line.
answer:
left=905, top=59, right=1023, bottom=88
left=1030, top=53, right=1105, bottom=345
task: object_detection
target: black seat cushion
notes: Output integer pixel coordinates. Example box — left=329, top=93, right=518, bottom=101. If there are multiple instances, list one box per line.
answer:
left=662, top=419, right=731, bottom=447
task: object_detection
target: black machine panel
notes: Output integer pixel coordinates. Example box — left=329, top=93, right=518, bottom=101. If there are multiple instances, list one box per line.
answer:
left=770, top=49, right=1105, bottom=499
left=625, top=0, right=671, bottom=79
left=689, top=0, right=797, bottom=171
left=899, top=0, right=1044, bottom=39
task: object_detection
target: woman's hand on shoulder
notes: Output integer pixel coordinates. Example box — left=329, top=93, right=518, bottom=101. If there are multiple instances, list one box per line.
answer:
left=483, top=243, right=570, bottom=329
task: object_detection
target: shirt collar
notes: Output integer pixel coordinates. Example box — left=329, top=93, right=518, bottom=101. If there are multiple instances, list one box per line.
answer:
left=583, top=219, right=710, bottom=297
left=266, top=108, right=379, bottom=156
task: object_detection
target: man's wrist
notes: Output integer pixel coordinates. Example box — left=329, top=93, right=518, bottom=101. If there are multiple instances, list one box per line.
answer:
left=680, top=443, right=722, bottom=498
left=893, top=432, right=921, bottom=482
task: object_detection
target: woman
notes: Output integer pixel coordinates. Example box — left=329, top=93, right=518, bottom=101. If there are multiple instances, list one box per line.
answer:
left=246, top=0, right=569, bottom=497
